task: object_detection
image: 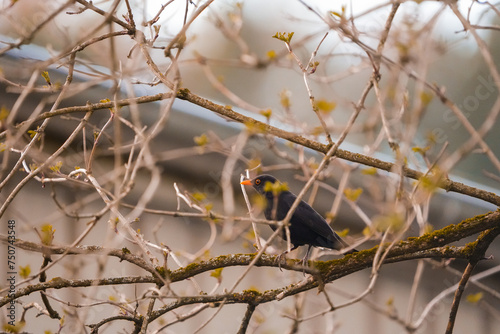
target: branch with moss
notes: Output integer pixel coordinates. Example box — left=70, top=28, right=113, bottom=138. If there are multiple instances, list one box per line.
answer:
left=1, top=211, right=498, bottom=310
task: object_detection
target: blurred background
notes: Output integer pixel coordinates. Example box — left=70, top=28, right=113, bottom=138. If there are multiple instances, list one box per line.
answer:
left=0, top=0, right=499, bottom=333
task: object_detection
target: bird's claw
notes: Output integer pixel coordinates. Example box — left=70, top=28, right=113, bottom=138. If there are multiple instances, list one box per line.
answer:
left=298, top=258, right=309, bottom=276
left=276, top=252, right=286, bottom=271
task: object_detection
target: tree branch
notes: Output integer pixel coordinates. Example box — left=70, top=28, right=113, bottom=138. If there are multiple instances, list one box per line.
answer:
left=0, top=235, right=157, bottom=275
left=237, top=303, right=257, bottom=334
left=1, top=211, right=498, bottom=309
left=176, top=89, right=500, bottom=206
left=445, top=226, right=500, bottom=334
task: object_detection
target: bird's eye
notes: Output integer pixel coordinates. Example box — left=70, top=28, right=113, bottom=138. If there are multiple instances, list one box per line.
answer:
left=255, top=179, right=261, bottom=185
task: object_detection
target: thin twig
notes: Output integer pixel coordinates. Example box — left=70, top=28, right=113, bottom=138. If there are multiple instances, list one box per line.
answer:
left=445, top=227, right=500, bottom=334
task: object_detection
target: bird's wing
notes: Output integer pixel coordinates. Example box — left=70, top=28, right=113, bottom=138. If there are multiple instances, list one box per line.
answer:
left=281, top=192, right=347, bottom=247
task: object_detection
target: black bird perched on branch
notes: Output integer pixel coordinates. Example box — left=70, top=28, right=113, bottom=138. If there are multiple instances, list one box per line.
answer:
left=241, top=174, right=357, bottom=267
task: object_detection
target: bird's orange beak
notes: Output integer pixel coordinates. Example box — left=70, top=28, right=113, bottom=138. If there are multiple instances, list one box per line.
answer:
left=240, top=180, right=252, bottom=185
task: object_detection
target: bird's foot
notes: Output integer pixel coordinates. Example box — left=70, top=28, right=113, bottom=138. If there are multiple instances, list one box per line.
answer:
left=298, top=255, right=310, bottom=276
left=275, top=252, right=288, bottom=272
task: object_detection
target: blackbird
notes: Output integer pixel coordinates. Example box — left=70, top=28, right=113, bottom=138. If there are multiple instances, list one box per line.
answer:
left=241, top=174, right=357, bottom=266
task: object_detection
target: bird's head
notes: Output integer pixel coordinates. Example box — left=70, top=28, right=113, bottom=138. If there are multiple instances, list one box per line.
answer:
left=240, top=174, right=288, bottom=196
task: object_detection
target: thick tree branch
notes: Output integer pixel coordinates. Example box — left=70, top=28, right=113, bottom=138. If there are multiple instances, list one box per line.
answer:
left=5, top=214, right=494, bottom=316
left=5, top=88, right=497, bottom=206
left=176, top=89, right=500, bottom=206
left=1, top=212, right=498, bottom=309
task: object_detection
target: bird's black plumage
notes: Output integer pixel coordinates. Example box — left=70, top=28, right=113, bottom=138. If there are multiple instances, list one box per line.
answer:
left=241, top=175, right=357, bottom=259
